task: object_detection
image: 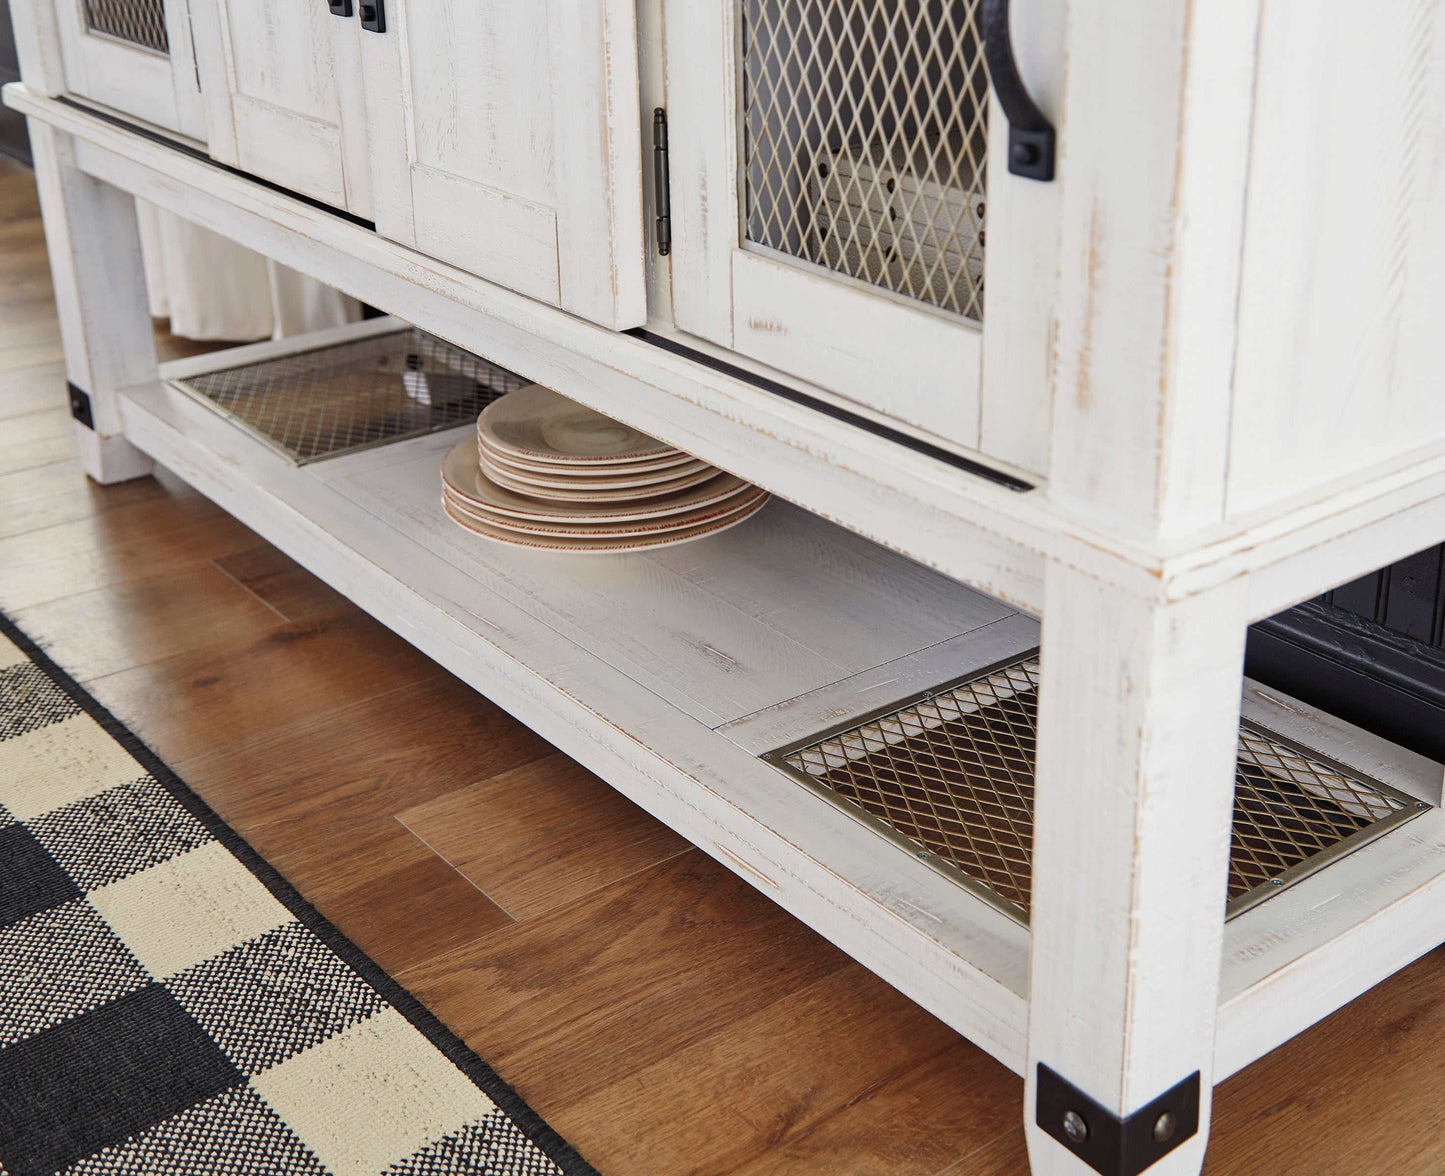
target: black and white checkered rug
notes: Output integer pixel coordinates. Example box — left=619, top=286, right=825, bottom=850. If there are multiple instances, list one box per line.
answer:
left=0, top=611, right=596, bottom=1176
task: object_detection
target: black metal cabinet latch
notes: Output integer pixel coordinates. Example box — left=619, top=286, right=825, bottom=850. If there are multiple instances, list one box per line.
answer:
left=359, top=0, right=384, bottom=32
left=327, top=0, right=352, bottom=16
left=1036, top=1065, right=1201, bottom=1176
left=981, top=0, right=1056, bottom=180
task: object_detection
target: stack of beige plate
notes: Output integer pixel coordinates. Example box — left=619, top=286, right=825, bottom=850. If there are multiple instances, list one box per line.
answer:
left=440, top=385, right=769, bottom=552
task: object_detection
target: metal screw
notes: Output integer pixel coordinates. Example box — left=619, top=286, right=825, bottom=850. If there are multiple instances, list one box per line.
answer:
left=1419, top=802, right=1430, bottom=810
left=1153, top=1111, right=1176, bottom=1143
left=1269, top=878, right=1284, bottom=886
left=1062, top=1110, right=1088, bottom=1144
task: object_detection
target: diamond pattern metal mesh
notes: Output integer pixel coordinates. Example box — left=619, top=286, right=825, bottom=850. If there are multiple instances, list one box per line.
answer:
left=82, top=0, right=169, bottom=54
left=769, top=658, right=1424, bottom=923
left=741, top=0, right=990, bottom=320
left=174, top=328, right=529, bottom=464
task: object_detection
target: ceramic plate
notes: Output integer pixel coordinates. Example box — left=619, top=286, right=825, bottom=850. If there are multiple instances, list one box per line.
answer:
left=442, top=493, right=768, bottom=553
left=443, top=483, right=769, bottom=538
left=442, top=438, right=755, bottom=522
left=478, top=385, right=674, bottom=464
left=476, top=433, right=693, bottom=478
left=477, top=448, right=712, bottom=491
left=480, top=457, right=724, bottom=503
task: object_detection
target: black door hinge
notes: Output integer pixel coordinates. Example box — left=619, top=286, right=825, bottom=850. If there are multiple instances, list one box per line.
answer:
left=652, top=107, right=671, bottom=256
left=68, top=382, right=94, bottom=430
left=1036, top=1064, right=1200, bottom=1176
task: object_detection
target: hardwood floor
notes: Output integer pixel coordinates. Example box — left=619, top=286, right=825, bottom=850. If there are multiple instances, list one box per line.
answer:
left=4, top=150, right=1445, bottom=1174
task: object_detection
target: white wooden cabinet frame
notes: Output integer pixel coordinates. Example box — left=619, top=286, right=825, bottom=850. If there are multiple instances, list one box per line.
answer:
left=8, top=1, right=1445, bottom=1172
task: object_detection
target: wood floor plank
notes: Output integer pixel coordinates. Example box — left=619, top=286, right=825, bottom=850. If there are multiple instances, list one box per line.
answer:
left=0, top=492, right=261, bottom=611
left=11, top=561, right=285, bottom=680
left=85, top=608, right=446, bottom=764
left=0, top=460, right=182, bottom=540
left=0, top=360, right=68, bottom=418
left=171, top=670, right=555, bottom=858
left=949, top=1129, right=1028, bottom=1174
left=1204, top=947, right=1445, bottom=1176
left=399, top=851, right=855, bottom=1120
left=263, top=816, right=516, bottom=976
left=213, top=544, right=351, bottom=622
left=398, top=752, right=691, bottom=920
left=558, top=963, right=1019, bottom=1176
left=0, top=408, right=75, bottom=476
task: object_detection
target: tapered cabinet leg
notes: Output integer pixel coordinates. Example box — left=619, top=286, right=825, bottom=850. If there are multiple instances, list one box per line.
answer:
left=28, top=121, right=157, bottom=484
left=1025, top=564, right=1247, bottom=1176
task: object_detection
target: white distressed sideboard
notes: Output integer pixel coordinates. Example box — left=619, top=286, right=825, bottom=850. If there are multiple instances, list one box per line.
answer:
left=6, top=2, right=1445, bottom=1173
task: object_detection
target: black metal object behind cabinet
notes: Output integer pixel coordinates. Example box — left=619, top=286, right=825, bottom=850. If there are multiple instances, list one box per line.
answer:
left=1247, top=544, right=1445, bottom=763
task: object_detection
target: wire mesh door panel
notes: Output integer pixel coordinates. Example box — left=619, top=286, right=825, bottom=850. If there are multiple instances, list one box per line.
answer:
left=82, top=0, right=169, bottom=54
left=54, top=0, right=206, bottom=137
left=662, top=0, right=993, bottom=451
left=741, top=0, right=989, bottom=322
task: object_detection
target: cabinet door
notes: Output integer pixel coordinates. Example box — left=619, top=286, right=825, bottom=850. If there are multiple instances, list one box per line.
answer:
left=190, top=0, right=371, bottom=216
left=360, top=0, right=646, bottom=330
left=53, top=0, right=206, bottom=138
left=665, top=0, right=1060, bottom=469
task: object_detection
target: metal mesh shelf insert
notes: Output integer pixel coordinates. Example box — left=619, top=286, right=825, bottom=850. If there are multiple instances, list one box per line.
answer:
left=764, top=656, right=1427, bottom=924
left=83, top=0, right=170, bottom=54
left=741, top=0, right=990, bottom=321
left=171, top=328, right=530, bottom=465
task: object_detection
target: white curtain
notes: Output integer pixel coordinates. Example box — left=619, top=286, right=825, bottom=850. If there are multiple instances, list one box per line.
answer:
left=136, top=201, right=363, bottom=341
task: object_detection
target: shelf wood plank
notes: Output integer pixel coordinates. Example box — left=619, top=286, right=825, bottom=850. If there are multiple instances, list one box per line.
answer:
left=335, top=433, right=1015, bottom=729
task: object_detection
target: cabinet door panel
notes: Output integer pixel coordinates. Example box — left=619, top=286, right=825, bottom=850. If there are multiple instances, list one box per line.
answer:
left=230, top=99, right=350, bottom=211
left=192, top=0, right=370, bottom=216
left=410, top=167, right=560, bottom=306
left=732, top=250, right=980, bottom=446
left=53, top=0, right=205, bottom=138
left=363, top=0, right=645, bottom=329
left=666, top=0, right=1060, bottom=468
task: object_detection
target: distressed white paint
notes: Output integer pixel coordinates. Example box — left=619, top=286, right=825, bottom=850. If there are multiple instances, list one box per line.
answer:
left=27, top=121, right=155, bottom=483
left=661, top=0, right=1017, bottom=456
left=977, top=0, right=1065, bottom=475
left=1025, top=568, right=1246, bottom=1175
left=1226, top=1, right=1445, bottom=517
left=49, top=0, right=205, bottom=138
left=363, top=0, right=645, bottom=327
left=190, top=0, right=371, bottom=214
left=1048, top=1, right=1260, bottom=543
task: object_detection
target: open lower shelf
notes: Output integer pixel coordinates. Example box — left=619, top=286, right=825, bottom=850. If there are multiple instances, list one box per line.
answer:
left=119, top=332, right=1445, bottom=1084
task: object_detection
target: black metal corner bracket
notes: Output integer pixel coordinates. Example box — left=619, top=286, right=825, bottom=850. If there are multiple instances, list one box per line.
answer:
left=981, top=0, right=1056, bottom=181
left=1036, top=1064, right=1200, bottom=1176
left=67, top=382, right=94, bottom=431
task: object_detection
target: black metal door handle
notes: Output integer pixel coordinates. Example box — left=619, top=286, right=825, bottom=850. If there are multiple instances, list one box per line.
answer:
left=360, top=0, right=384, bottom=32
left=328, top=0, right=352, bottom=15
left=981, top=0, right=1055, bottom=181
